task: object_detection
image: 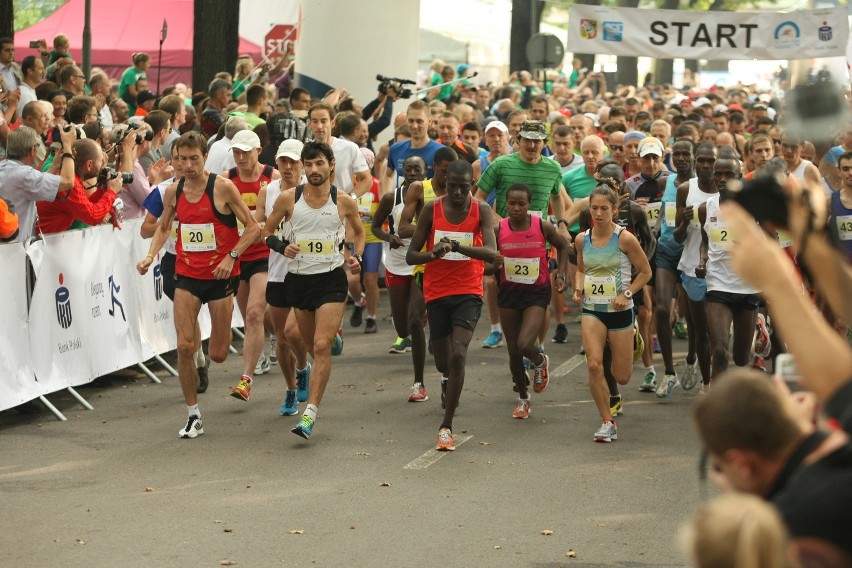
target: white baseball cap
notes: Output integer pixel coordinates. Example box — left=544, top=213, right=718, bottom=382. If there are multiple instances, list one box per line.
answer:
left=638, top=136, right=665, bottom=158
left=229, top=129, right=261, bottom=151
left=484, top=120, right=508, bottom=134
left=276, top=139, right=304, bottom=161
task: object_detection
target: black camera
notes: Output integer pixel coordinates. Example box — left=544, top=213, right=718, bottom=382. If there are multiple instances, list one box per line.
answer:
left=50, top=124, right=84, bottom=143
left=97, top=167, right=134, bottom=187
left=116, top=122, right=154, bottom=145
left=376, top=74, right=415, bottom=99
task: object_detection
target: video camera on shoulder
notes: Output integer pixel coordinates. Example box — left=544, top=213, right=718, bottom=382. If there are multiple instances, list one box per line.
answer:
left=50, top=124, right=85, bottom=144
left=376, top=75, right=416, bottom=99
left=97, top=167, right=133, bottom=187
left=115, top=122, right=154, bottom=145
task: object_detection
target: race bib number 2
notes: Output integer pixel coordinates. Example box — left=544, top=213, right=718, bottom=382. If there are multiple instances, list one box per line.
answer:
left=180, top=223, right=216, bottom=252
left=709, top=224, right=733, bottom=249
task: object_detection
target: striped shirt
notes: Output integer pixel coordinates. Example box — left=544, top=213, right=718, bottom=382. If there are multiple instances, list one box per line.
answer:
left=476, top=153, right=562, bottom=218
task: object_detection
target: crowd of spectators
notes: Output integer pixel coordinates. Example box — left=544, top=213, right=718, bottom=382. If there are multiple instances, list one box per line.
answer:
left=1, top=32, right=852, bottom=567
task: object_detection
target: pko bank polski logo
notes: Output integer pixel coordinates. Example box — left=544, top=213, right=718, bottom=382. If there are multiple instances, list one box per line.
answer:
left=55, top=273, right=72, bottom=329
left=774, top=21, right=800, bottom=50
left=153, top=261, right=163, bottom=301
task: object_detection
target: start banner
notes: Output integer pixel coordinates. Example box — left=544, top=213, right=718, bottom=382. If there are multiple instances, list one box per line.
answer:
left=567, top=5, right=849, bottom=61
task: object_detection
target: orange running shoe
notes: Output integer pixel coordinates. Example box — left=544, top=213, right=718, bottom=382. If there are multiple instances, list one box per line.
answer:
left=435, top=427, right=455, bottom=451
left=230, top=375, right=252, bottom=401
left=512, top=398, right=531, bottom=419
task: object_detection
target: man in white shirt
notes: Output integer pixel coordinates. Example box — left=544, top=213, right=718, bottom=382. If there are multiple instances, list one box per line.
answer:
left=17, top=55, right=44, bottom=112
left=205, top=116, right=246, bottom=174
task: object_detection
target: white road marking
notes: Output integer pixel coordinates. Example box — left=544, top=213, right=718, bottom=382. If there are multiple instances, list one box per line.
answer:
left=403, top=434, right=474, bottom=470
left=551, top=354, right=585, bottom=378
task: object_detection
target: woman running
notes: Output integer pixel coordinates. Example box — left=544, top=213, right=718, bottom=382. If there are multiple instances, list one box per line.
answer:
left=573, top=184, right=652, bottom=443
left=489, top=183, right=568, bottom=419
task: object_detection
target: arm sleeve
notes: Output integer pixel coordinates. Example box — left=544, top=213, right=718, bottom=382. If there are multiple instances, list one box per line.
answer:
left=367, top=100, right=393, bottom=139
left=361, top=97, right=380, bottom=120
left=62, top=185, right=117, bottom=226
left=825, top=381, right=852, bottom=433
left=20, top=168, right=61, bottom=202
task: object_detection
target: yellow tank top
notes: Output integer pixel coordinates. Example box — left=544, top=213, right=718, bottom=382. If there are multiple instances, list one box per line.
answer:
left=413, top=179, right=440, bottom=275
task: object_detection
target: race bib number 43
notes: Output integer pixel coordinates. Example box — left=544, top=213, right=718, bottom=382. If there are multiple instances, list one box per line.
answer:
left=504, top=257, right=539, bottom=284
left=180, top=223, right=216, bottom=252
left=434, top=230, right=473, bottom=261
left=837, top=215, right=852, bottom=241
left=584, top=276, right=617, bottom=304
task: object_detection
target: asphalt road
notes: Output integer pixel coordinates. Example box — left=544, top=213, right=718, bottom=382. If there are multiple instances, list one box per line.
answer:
left=0, top=301, right=709, bottom=567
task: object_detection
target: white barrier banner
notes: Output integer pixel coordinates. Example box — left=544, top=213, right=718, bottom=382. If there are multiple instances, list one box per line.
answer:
left=568, top=5, right=848, bottom=60
left=132, top=225, right=178, bottom=359
left=0, top=243, right=37, bottom=411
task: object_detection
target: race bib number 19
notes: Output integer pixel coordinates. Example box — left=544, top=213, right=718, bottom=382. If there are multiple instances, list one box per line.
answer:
left=296, top=233, right=334, bottom=262
left=180, top=223, right=216, bottom=252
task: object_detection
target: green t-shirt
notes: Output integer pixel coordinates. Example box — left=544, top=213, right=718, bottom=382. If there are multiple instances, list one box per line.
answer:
left=244, top=112, right=266, bottom=129
left=119, top=66, right=146, bottom=101
left=562, top=166, right=597, bottom=233
left=476, top=152, right=562, bottom=218
left=231, top=79, right=249, bottom=101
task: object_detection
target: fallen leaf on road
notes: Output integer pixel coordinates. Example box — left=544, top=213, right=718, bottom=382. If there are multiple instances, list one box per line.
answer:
left=356, top=452, right=371, bottom=456
left=144, top=487, right=155, bottom=492
left=219, top=560, right=237, bottom=566
left=288, top=530, right=304, bottom=535
left=213, top=520, right=223, bottom=524
left=76, top=539, right=86, bottom=545
left=494, top=545, right=502, bottom=549
left=566, top=549, right=577, bottom=558
left=379, top=482, right=391, bottom=487
left=541, top=530, right=553, bottom=536
left=479, top=441, right=490, bottom=445
left=223, top=528, right=233, bottom=533
left=350, top=525, right=356, bottom=529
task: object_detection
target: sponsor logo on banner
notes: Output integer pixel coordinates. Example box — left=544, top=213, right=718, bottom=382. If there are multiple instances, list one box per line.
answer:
left=774, top=21, right=800, bottom=49
left=55, top=273, right=72, bottom=329
left=153, top=261, right=163, bottom=301
left=819, top=21, right=833, bottom=41
left=108, top=275, right=126, bottom=321
left=580, top=19, right=598, bottom=39
left=603, top=21, right=624, bottom=42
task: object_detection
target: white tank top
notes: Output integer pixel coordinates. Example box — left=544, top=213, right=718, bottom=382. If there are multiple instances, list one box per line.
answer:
left=383, top=184, right=413, bottom=277
left=790, top=159, right=812, bottom=182
left=285, top=186, right=345, bottom=275
left=677, top=179, right=716, bottom=277
left=704, top=194, right=759, bottom=294
left=265, top=179, right=290, bottom=283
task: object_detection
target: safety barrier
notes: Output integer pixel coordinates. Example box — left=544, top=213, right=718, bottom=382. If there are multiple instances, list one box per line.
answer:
left=0, top=219, right=244, bottom=419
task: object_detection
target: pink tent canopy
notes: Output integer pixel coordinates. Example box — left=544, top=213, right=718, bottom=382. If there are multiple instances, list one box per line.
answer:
left=14, top=0, right=262, bottom=89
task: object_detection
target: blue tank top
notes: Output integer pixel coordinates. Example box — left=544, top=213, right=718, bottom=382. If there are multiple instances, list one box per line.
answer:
left=657, top=175, right=686, bottom=254
left=582, top=226, right=633, bottom=313
left=830, top=190, right=852, bottom=262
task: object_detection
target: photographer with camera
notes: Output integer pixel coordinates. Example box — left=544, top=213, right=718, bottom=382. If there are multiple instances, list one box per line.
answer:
left=112, top=122, right=163, bottom=219
left=337, top=77, right=409, bottom=151
left=0, top=125, right=76, bottom=242
left=36, top=134, right=132, bottom=234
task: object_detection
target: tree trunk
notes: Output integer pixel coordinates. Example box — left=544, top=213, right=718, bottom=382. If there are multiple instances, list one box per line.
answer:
left=509, top=0, right=542, bottom=73
left=652, top=0, right=680, bottom=85
left=192, top=0, right=241, bottom=93
left=0, top=0, right=13, bottom=39
left=615, top=0, right=639, bottom=88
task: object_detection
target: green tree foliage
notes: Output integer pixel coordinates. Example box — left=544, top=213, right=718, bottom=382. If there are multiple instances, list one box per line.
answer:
left=13, top=0, right=68, bottom=31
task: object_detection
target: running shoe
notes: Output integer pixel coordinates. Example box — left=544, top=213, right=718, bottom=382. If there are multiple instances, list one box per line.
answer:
left=680, top=361, right=699, bottom=391
left=388, top=337, right=411, bottom=354
left=673, top=320, right=688, bottom=340
left=482, top=331, right=504, bottom=348
left=296, top=362, right=311, bottom=402
left=269, top=335, right=278, bottom=365
left=364, top=318, right=377, bottom=334
left=291, top=414, right=314, bottom=439
left=408, top=382, right=428, bottom=402
left=179, top=415, right=204, bottom=439
left=754, top=313, right=772, bottom=358
left=254, top=351, right=270, bottom=376
left=574, top=314, right=582, bottom=323
left=594, top=420, right=617, bottom=443
left=436, top=427, right=455, bottom=451
left=280, top=390, right=298, bottom=416
left=656, top=373, right=678, bottom=398
left=231, top=375, right=252, bottom=401
left=196, top=354, right=211, bottom=394
left=350, top=300, right=365, bottom=327
left=552, top=323, right=568, bottom=343
left=652, top=335, right=661, bottom=354
left=533, top=354, right=550, bottom=394
left=512, top=398, right=531, bottom=419
left=440, top=377, right=448, bottom=409
left=638, top=372, right=657, bottom=393
left=610, top=395, right=623, bottom=417
left=331, top=330, right=344, bottom=356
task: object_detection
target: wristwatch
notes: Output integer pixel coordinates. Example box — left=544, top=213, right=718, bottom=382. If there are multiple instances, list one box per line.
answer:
left=229, top=250, right=239, bottom=260
left=623, top=289, right=633, bottom=299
